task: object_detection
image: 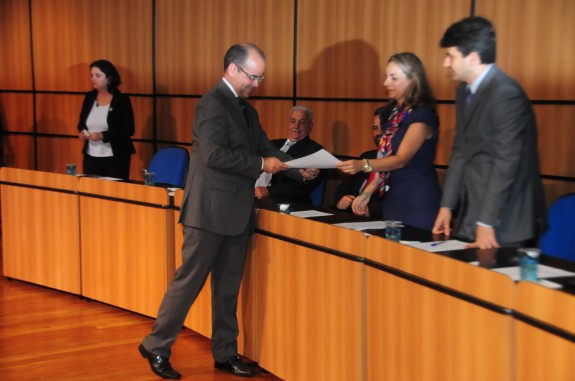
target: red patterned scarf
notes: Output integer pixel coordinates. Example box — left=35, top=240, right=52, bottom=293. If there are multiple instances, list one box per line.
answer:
left=367, top=104, right=411, bottom=197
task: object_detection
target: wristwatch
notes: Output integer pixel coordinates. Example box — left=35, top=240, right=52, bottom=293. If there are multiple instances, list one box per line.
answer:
left=362, top=158, right=373, bottom=173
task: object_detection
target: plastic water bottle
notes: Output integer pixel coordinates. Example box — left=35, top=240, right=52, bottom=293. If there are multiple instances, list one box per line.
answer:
left=518, top=248, right=540, bottom=282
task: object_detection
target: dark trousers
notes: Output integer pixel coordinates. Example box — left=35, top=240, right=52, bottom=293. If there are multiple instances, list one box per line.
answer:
left=83, top=154, right=131, bottom=180
left=141, top=224, right=250, bottom=362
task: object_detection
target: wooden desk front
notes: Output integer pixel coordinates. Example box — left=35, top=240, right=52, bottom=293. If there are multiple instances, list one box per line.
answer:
left=515, top=281, right=575, bottom=381
left=0, top=167, right=81, bottom=294
left=364, top=236, right=514, bottom=381
left=79, top=177, right=175, bottom=317
left=3, top=168, right=575, bottom=381
left=250, top=209, right=367, bottom=381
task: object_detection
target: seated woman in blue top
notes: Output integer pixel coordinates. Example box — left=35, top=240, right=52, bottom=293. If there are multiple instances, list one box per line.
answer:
left=336, top=52, right=441, bottom=230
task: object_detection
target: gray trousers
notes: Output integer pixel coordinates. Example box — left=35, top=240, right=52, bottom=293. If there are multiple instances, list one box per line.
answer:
left=141, top=224, right=250, bottom=362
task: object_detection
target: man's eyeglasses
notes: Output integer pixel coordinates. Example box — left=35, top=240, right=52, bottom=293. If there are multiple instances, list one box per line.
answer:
left=236, top=65, right=264, bottom=83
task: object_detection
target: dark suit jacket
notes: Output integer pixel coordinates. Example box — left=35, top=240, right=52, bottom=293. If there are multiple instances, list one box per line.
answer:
left=441, top=66, right=546, bottom=244
left=334, top=149, right=382, bottom=218
left=266, top=136, right=324, bottom=203
left=179, top=80, right=296, bottom=236
left=77, top=89, right=136, bottom=157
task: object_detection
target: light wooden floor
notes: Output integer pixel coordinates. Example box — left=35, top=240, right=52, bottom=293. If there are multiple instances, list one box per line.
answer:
left=0, top=236, right=282, bottom=381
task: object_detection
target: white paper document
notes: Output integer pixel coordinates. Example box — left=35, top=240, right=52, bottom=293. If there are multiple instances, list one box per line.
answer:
left=290, top=210, right=334, bottom=218
left=405, top=240, right=469, bottom=252
left=333, top=221, right=389, bottom=231
left=491, top=264, right=575, bottom=281
left=285, top=149, right=340, bottom=169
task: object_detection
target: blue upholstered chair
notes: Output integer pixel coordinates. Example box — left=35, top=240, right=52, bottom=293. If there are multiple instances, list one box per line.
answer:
left=539, top=193, right=575, bottom=262
left=310, top=178, right=326, bottom=208
left=148, top=147, right=189, bottom=188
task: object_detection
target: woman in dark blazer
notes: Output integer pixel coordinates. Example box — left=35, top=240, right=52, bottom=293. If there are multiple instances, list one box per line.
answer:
left=77, top=59, right=135, bottom=179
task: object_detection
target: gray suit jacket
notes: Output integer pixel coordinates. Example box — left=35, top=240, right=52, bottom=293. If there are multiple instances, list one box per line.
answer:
left=441, top=66, right=546, bottom=244
left=179, top=80, right=294, bottom=236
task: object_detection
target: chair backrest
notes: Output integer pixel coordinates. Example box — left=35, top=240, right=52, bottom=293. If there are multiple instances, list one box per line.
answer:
left=148, top=147, right=189, bottom=188
left=310, top=178, right=326, bottom=208
left=539, top=193, right=575, bottom=262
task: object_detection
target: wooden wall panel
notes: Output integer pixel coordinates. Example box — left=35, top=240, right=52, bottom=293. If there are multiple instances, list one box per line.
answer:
left=37, top=137, right=82, bottom=174
left=156, top=0, right=294, bottom=97
left=31, top=0, right=153, bottom=93
left=36, top=94, right=82, bottom=135
left=478, top=0, right=575, bottom=100
left=0, top=0, right=32, bottom=90
left=250, top=99, right=294, bottom=142
left=1, top=0, right=574, bottom=207
left=435, top=104, right=457, bottom=166
left=1, top=135, right=35, bottom=169
left=298, top=101, right=383, bottom=156
left=535, top=105, right=575, bottom=178
left=155, top=98, right=197, bottom=143
left=542, top=179, right=575, bottom=209
left=297, top=0, right=469, bottom=100
left=131, top=96, right=155, bottom=140
left=0, top=93, right=34, bottom=132
left=133, top=141, right=155, bottom=181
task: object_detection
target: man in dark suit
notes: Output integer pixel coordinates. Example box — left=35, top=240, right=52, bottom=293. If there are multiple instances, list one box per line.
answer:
left=254, top=105, right=324, bottom=206
left=139, top=43, right=317, bottom=379
left=433, top=17, right=546, bottom=249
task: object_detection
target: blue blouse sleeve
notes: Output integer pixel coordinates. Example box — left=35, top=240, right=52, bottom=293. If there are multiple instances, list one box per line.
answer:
left=408, top=106, right=438, bottom=130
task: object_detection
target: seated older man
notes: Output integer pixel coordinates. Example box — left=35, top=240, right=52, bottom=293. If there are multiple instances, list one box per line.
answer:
left=255, top=105, right=324, bottom=206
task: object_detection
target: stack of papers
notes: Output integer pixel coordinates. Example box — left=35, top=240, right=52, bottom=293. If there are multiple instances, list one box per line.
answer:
left=491, top=264, right=575, bottom=282
left=290, top=210, right=333, bottom=218
left=333, top=221, right=389, bottom=230
left=404, top=240, right=468, bottom=252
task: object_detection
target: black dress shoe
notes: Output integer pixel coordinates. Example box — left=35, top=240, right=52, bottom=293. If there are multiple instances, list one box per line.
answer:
left=138, top=344, right=181, bottom=380
left=214, top=355, right=257, bottom=377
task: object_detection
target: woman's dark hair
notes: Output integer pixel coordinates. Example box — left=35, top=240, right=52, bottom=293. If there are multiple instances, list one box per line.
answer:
left=90, top=59, right=122, bottom=92
left=388, top=52, right=436, bottom=108
left=439, top=16, right=496, bottom=64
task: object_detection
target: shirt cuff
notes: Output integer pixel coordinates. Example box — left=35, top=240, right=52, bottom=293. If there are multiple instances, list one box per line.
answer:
left=477, top=221, right=493, bottom=228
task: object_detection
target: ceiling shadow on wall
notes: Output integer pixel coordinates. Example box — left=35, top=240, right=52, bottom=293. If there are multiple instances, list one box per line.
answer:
left=296, top=39, right=382, bottom=155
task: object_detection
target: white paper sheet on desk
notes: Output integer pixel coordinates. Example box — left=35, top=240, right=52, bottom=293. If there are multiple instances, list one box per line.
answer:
left=334, top=221, right=389, bottom=231
left=405, top=240, right=468, bottom=252
left=491, top=264, right=575, bottom=281
left=290, top=210, right=333, bottom=218
left=285, top=149, right=340, bottom=169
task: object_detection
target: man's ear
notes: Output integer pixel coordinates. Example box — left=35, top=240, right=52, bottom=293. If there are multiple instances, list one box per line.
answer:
left=469, top=51, right=482, bottom=66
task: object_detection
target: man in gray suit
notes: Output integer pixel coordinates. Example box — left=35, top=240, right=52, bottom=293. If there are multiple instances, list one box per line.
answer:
left=139, top=43, right=317, bottom=379
left=433, top=17, right=546, bottom=249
